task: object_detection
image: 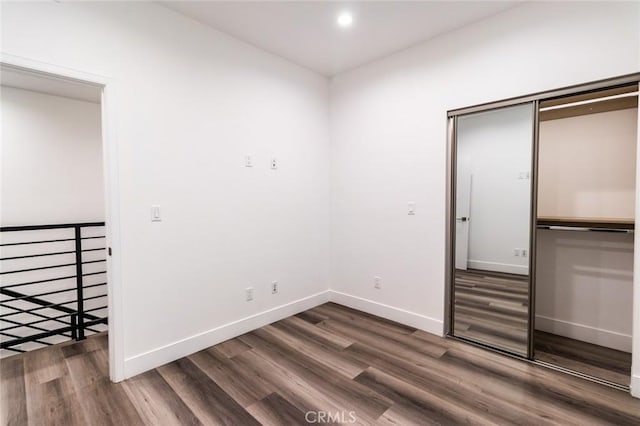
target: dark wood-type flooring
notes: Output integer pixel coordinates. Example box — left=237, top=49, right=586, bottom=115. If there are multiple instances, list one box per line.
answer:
left=454, top=269, right=529, bottom=355
left=2, top=302, right=640, bottom=425
left=535, top=330, right=632, bottom=387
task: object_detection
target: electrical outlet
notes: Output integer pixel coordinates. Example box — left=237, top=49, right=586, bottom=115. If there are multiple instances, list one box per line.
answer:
left=408, top=202, right=416, bottom=215
left=246, top=287, right=254, bottom=301
left=271, top=281, right=278, bottom=294
left=245, top=155, right=253, bottom=168
left=513, top=249, right=520, bottom=257
left=374, top=276, right=382, bottom=289
left=517, top=171, right=530, bottom=180
left=270, top=157, right=277, bottom=170
left=522, top=249, right=528, bottom=257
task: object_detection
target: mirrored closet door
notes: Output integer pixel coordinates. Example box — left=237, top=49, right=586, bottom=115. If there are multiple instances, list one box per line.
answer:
left=451, top=103, right=535, bottom=357
left=448, top=74, right=639, bottom=390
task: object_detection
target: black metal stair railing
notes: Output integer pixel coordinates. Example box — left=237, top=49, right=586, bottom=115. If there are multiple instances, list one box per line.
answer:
left=0, top=222, right=108, bottom=355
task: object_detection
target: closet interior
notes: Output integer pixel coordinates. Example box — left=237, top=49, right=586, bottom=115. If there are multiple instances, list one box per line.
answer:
left=447, top=75, right=639, bottom=391
left=535, top=84, right=638, bottom=387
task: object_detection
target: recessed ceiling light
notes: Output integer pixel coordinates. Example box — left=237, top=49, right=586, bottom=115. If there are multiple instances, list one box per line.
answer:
left=337, top=12, right=353, bottom=28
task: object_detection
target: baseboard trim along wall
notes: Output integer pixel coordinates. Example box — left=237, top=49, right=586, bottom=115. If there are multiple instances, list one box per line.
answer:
left=123, top=290, right=331, bottom=378
left=535, top=315, right=632, bottom=353
left=467, top=260, right=528, bottom=275
left=124, top=289, right=445, bottom=378
left=329, top=290, right=444, bottom=336
left=632, top=375, right=640, bottom=398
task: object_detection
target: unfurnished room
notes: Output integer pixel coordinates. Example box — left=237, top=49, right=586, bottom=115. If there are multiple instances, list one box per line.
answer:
left=1, top=1, right=639, bottom=425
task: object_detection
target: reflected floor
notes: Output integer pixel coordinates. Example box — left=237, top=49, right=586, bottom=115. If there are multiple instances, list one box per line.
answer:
left=535, top=330, right=631, bottom=387
left=453, top=269, right=528, bottom=355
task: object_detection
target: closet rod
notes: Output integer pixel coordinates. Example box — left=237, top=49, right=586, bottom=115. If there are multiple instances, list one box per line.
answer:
left=537, top=225, right=634, bottom=234
left=539, top=91, right=639, bottom=112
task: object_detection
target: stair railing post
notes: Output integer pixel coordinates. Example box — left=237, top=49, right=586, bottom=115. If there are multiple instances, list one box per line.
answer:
left=74, top=226, right=85, bottom=340
left=71, top=314, right=78, bottom=340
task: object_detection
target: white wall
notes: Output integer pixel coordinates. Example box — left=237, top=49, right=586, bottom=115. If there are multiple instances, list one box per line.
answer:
left=1, top=86, right=104, bottom=225
left=536, top=230, right=634, bottom=352
left=457, top=105, right=532, bottom=275
left=538, top=109, right=638, bottom=219
left=1, top=1, right=331, bottom=378
left=329, top=1, right=640, bottom=394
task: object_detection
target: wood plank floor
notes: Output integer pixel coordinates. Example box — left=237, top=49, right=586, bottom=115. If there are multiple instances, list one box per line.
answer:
left=535, top=330, right=632, bottom=387
left=2, top=302, right=640, bottom=425
left=454, top=269, right=529, bottom=355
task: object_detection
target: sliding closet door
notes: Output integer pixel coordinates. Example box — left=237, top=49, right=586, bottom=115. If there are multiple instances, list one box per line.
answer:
left=452, top=103, right=535, bottom=356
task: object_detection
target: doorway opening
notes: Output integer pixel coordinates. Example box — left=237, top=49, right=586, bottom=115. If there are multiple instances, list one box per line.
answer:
left=0, top=61, right=120, bottom=380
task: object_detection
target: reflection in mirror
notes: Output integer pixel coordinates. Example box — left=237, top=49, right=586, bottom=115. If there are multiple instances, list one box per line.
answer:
left=453, top=103, right=533, bottom=356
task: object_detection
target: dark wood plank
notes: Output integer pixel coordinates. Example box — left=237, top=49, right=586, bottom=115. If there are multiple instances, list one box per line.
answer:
left=314, top=302, right=418, bottom=335
left=268, top=321, right=367, bottom=379
left=346, top=342, right=562, bottom=425
left=27, top=378, right=86, bottom=426
left=535, top=330, right=631, bottom=386
left=188, top=347, right=272, bottom=407
left=231, top=349, right=345, bottom=420
left=247, top=392, right=316, bottom=425
left=280, top=315, right=353, bottom=350
left=157, top=357, right=260, bottom=425
left=295, top=310, right=329, bottom=325
left=355, top=367, right=497, bottom=426
left=214, top=338, right=252, bottom=359
left=0, top=355, right=28, bottom=426
left=442, top=343, right=640, bottom=425
left=66, top=349, right=142, bottom=426
left=122, top=369, right=202, bottom=425
left=239, top=327, right=393, bottom=422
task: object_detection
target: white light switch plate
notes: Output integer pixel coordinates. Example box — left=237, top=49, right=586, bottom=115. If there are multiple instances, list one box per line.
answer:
left=151, top=205, right=161, bottom=222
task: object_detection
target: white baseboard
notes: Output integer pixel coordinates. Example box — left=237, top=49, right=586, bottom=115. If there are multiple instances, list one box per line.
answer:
left=328, top=290, right=444, bottom=336
left=535, top=315, right=631, bottom=353
left=123, top=290, right=331, bottom=378
left=124, top=289, right=446, bottom=379
left=467, top=260, right=528, bottom=275
left=631, top=374, right=640, bottom=398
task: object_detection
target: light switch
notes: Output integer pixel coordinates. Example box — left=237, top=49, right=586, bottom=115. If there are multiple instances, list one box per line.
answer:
left=151, top=205, right=161, bottom=222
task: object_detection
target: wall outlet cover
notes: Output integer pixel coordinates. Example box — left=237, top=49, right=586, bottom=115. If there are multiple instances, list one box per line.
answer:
left=374, top=276, right=382, bottom=289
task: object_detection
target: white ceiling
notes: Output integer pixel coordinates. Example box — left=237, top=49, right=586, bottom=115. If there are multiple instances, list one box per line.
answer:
left=161, top=1, right=521, bottom=76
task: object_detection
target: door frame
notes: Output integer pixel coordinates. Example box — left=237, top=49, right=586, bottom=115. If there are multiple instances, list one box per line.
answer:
left=1, top=53, right=125, bottom=382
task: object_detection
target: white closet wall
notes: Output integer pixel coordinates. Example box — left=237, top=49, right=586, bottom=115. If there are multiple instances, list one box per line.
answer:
left=538, top=108, right=638, bottom=219
left=536, top=107, right=638, bottom=352
left=536, top=231, right=633, bottom=351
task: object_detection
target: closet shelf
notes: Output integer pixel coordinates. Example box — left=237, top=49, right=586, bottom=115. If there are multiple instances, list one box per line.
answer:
left=537, top=216, right=634, bottom=230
